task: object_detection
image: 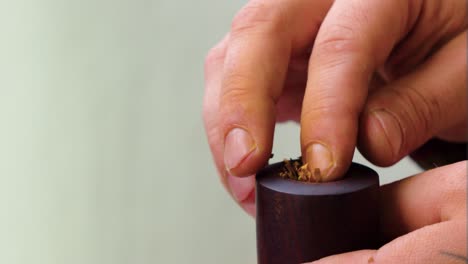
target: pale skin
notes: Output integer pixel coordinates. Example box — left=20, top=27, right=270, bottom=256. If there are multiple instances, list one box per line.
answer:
left=203, top=0, right=467, bottom=262
left=309, top=161, right=467, bottom=264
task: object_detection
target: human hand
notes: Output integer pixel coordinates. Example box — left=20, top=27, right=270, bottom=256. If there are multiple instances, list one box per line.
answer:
left=307, top=161, right=467, bottom=264
left=203, top=0, right=467, bottom=216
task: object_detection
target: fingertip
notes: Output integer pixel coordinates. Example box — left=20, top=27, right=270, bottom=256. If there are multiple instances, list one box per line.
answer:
left=224, top=127, right=257, bottom=172
left=301, top=144, right=354, bottom=182
left=226, top=149, right=272, bottom=177
left=308, top=250, right=376, bottom=264
left=301, top=140, right=355, bottom=182
left=300, top=117, right=357, bottom=182
left=220, top=97, right=275, bottom=177
left=240, top=191, right=256, bottom=218
left=359, top=109, right=402, bottom=166
left=227, top=174, right=256, bottom=217
left=222, top=123, right=273, bottom=177
left=304, top=142, right=336, bottom=182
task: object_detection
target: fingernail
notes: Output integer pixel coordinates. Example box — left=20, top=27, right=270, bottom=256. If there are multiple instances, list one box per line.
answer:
left=224, top=127, right=256, bottom=172
left=305, top=143, right=334, bottom=181
left=371, top=109, right=402, bottom=159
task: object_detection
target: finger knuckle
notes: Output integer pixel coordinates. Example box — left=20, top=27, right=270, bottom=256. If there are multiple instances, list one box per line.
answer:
left=204, top=45, right=225, bottom=73
left=221, top=72, right=252, bottom=104
left=315, top=23, right=362, bottom=55
left=303, top=88, right=360, bottom=117
left=302, top=92, right=358, bottom=120
left=231, top=1, right=284, bottom=36
left=390, top=85, right=442, bottom=134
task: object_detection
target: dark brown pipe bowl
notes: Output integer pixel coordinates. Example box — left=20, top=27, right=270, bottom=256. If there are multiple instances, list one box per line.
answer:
left=256, top=162, right=380, bottom=264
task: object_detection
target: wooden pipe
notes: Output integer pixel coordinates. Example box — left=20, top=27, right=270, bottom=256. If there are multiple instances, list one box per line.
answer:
left=256, top=161, right=380, bottom=264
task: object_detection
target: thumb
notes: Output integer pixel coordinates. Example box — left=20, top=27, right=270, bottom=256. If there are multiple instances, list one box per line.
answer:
left=359, top=32, right=466, bottom=166
left=304, top=250, right=375, bottom=264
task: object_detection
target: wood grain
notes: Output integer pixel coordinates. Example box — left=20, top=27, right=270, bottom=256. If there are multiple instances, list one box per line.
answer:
left=256, top=162, right=380, bottom=264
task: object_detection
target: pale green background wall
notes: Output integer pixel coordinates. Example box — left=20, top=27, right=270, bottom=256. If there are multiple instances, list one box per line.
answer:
left=0, top=1, right=420, bottom=263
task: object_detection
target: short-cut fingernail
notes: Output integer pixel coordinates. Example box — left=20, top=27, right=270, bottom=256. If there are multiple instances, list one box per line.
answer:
left=224, top=127, right=256, bottom=172
left=305, top=143, right=334, bottom=181
left=371, top=109, right=402, bottom=160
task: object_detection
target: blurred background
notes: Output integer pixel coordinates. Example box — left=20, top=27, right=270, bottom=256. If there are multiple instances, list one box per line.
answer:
left=0, top=0, right=421, bottom=263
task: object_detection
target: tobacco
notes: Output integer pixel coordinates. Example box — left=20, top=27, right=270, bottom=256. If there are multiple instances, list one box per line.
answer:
left=278, top=157, right=321, bottom=182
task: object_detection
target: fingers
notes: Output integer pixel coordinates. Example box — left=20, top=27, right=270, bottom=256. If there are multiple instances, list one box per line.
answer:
left=275, top=56, right=310, bottom=123
left=204, top=0, right=332, bottom=216
left=378, top=161, right=467, bottom=240
left=203, top=35, right=258, bottom=217
left=203, top=0, right=332, bottom=216
left=437, top=121, right=468, bottom=142
left=311, top=221, right=467, bottom=264
left=304, top=250, right=376, bottom=264
left=204, top=34, right=229, bottom=180
left=208, top=0, right=333, bottom=178
left=376, top=221, right=466, bottom=264
left=301, top=0, right=416, bottom=181
left=359, top=31, right=467, bottom=166
left=385, top=0, right=468, bottom=79
left=310, top=161, right=467, bottom=264
left=219, top=1, right=291, bottom=177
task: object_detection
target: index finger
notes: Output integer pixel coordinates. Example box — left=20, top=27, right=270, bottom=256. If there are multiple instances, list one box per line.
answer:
left=301, top=0, right=420, bottom=181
